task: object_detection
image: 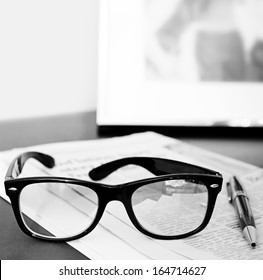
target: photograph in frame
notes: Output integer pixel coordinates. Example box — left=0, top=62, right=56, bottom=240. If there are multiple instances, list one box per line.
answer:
left=97, top=0, right=263, bottom=127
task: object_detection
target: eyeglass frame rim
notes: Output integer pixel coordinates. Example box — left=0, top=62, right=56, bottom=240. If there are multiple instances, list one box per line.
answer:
left=4, top=153, right=223, bottom=242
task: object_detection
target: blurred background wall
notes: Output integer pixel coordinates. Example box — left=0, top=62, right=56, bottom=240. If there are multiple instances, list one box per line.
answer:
left=0, top=0, right=98, bottom=120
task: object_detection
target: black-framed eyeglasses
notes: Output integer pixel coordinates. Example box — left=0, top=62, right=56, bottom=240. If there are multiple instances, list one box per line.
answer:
left=4, top=151, right=223, bottom=241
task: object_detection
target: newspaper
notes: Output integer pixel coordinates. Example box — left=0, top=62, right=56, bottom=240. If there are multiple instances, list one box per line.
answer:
left=0, top=132, right=262, bottom=259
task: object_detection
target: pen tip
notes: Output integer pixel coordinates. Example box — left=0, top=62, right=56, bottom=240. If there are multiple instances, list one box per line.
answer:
left=243, top=226, right=257, bottom=248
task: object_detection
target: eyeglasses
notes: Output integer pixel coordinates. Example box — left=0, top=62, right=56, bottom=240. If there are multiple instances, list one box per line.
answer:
left=5, top=151, right=222, bottom=241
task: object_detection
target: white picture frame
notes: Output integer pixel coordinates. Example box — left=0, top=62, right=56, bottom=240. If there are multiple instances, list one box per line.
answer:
left=97, top=0, right=263, bottom=127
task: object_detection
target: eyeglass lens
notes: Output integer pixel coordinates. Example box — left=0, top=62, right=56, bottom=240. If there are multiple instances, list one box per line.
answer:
left=19, top=182, right=99, bottom=238
left=132, top=179, right=208, bottom=236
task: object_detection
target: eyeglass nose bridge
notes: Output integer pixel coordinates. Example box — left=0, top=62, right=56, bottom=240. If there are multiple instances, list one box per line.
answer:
left=102, top=184, right=127, bottom=203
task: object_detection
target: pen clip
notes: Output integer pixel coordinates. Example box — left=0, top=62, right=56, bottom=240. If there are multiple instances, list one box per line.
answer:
left=226, top=181, right=232, bottom=203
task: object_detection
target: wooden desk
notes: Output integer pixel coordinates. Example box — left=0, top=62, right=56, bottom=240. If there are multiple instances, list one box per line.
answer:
left=1, top=111, right=263, bottom=259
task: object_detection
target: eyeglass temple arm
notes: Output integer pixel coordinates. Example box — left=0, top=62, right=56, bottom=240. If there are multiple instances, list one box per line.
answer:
left=5, top=152, right=55, bottom=179
left=89, top=157, right=217, bottom=181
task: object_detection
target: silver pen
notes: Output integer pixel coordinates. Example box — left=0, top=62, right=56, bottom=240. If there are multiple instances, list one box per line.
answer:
left=227, top=176, right=257, bottom=247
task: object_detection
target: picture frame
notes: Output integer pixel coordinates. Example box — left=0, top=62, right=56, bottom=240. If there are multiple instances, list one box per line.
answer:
left=97, top=0, right=263, bottom=129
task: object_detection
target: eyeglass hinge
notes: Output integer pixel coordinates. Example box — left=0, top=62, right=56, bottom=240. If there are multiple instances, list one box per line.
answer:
left=5, top=176, right=14, bottom=181
left=8, top=187, right=18, bottom=192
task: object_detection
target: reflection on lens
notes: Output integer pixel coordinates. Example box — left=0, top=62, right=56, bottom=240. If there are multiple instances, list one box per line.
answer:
left=132, top=179, right=208, bottom=236
left=19, top=182, right=98, bottom=238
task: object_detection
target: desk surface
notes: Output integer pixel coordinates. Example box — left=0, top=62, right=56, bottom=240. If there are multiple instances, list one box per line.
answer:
left=1, top=111, right=263, bottom=259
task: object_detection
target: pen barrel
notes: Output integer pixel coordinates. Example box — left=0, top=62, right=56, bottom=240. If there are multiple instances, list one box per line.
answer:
left=233, top=195, right=255, bottom=229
